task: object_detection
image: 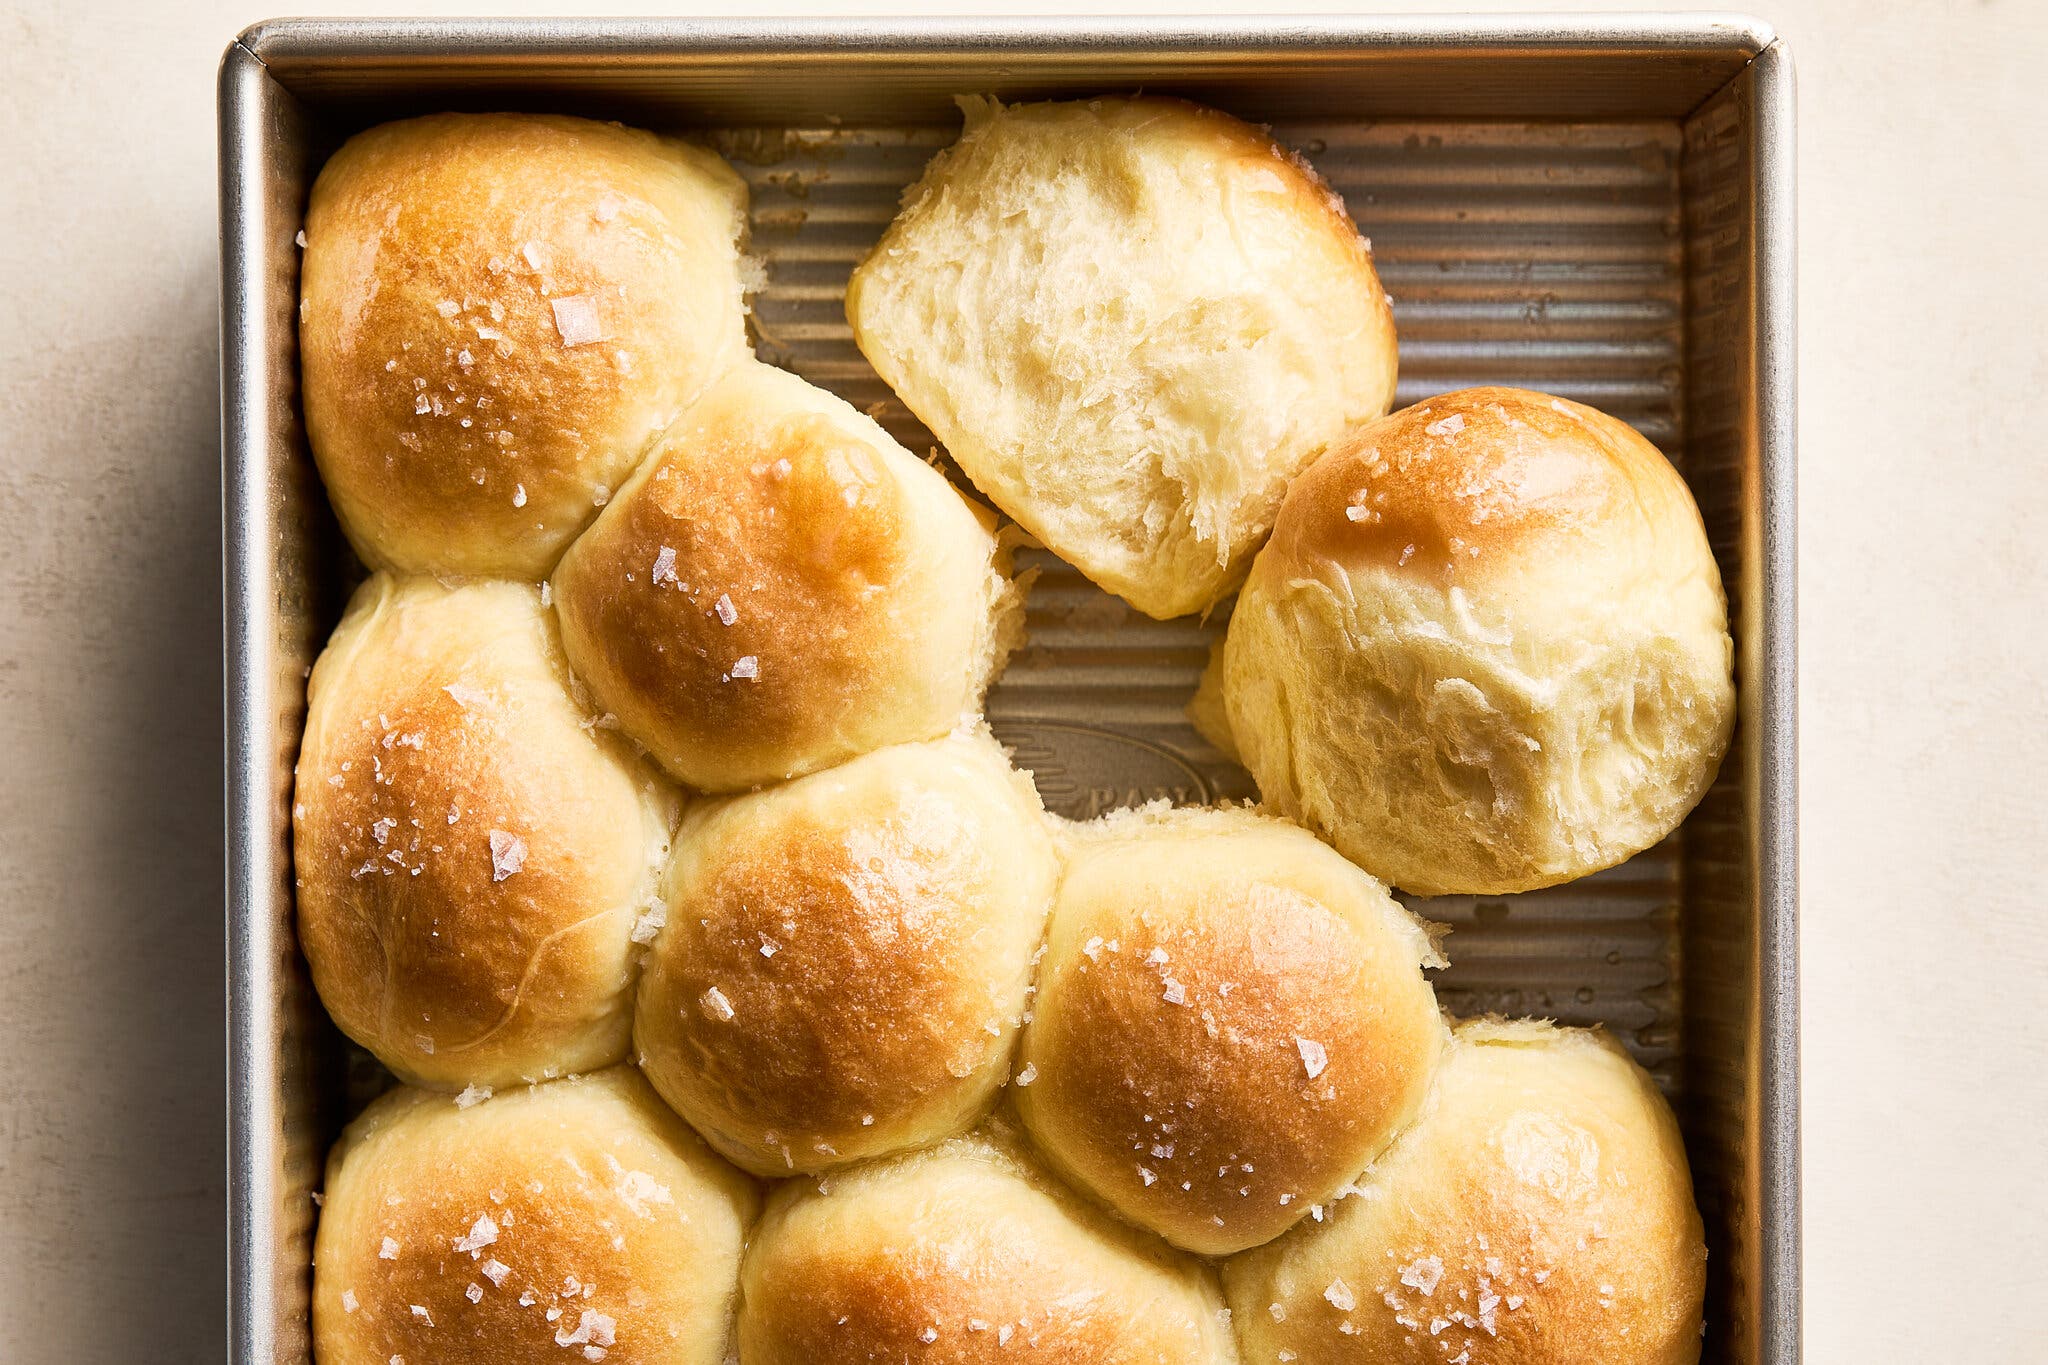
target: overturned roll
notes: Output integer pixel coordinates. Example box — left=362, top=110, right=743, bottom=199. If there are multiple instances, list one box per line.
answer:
left=848, top=95, right=1398, bottom=619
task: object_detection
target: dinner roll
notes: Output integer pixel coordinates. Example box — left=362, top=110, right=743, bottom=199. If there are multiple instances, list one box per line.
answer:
left=1015, top=805, right=1444, bottom=1256
left=294, top=574, right=675, bottom=1088
left=847, top=95, right=1397, bottom=620
left=634, top=731, right=1056, bottom=1176
left=312, top=1069, right=756, bottom=1365
left=737, top=1123, right=1238, bottom=1363
left=1223, top=1019, right=1706, bottom=1365
left=1220, top=387, right=1735, bottom=896
left=550, top=359, right=1019, bottom=792
left=301, top=112, right=751, bottom=578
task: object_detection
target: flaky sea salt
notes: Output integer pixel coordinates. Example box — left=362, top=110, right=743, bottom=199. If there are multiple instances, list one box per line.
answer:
left=341, top=1289, right=358, bottom=1313
left=488, top=830, right=527, bottom=881
left=1399, top=1255, right=1445, bottom=1295
left=1425, top=413, right=1467, bottom=438
left=481, top=1259, right=510, bottom=1287
left=1161, top=978, right=1187, bottom=1006
left=1295, top=1037, right=1329, bottom=1080
left=554, top=1309, right=616, bottom=1349
left=651, top=546, right=679, bottom=586
left=379, top=1237, right=400, bottom=1260
left=700, top=986, right=735, bottom=1021
left=1013, top=1063, right=1037, bottom=1087
left=713, top=593, right=737, bottom=625
left=728, top=656, right=759, bottom=681
left=453, top=1213, right=499, bottom=1254
left=550, top=294, right=605, bottom=347
left=1324, top=1279, right=1357, bottom=1312
left=443, top=682, right=489, bottom=709
left=455, top=1084, right=492, bottom=1109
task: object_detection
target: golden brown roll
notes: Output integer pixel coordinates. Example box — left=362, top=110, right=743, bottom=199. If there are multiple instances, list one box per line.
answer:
left=294, top=574, right=675, bottom=1088
left=633, top=731, right=1056, bottom=1176
left=737, top=1122, right=1239, bottom=1363
left=847, top=95, right=1397, bottom=620
left=550, top=359, right=1020, bottom=792
left=1014, top=805, right=1445, bottom=1256
left=1223, top=1018, right=1707, bottom=1365
left=1219, top=387, right=1735, bottom=896
left=312, top=1069, right=757, bottom=1365
left=301, top=112, right=751, bottom=578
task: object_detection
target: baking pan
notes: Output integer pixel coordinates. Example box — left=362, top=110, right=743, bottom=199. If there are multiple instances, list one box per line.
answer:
left=220, top=16, right=1797, bottom=1364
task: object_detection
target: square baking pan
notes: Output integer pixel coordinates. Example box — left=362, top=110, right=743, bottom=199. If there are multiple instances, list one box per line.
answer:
left=219, top=15, right=1797, bottom=1364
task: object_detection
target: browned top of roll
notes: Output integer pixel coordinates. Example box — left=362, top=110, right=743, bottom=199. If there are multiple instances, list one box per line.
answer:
left=312, top=1070, right=757, bottom=1365
left=551, top=360, right=1013, bottom=792
left=1269, top=387, right=1699, bottom=588
left=300, top=112, right=750, bottom=578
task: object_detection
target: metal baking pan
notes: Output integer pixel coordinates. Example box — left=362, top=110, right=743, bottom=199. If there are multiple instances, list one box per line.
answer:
left=220, top=16, right=1797, bottom=1364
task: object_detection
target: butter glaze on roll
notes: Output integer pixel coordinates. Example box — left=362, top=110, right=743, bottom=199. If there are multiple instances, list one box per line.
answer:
left=737, top=1122, right=1240, bottom=1363
left=301, top=112, right=751, bottom=578
left=848, top=95, right=1398, bottom=619
left=1218, top=387, right=1735, bottom=896
left=312, top=1069, right=756, bottom=1365
left=550, top=360, right=1020, bottom=792
left=1015, top=804, right=1444, bottom=1256
left=1223, top=1019, right=1707, bottom=1365
left=633, top=731, right=1058, bottom=1176
left=294, top=575, right=675, bottom=1089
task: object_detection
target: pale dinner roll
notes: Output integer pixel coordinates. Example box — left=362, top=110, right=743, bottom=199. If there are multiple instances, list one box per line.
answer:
left=294, top=574, right=675, bottom=1088
left=312, top=1069, right=757, bottom=1365
left=633, top=731, right=1057, bottom=1176
left=847, top=95, right=1398, bottom=619
left=301, top=112, right=750, bottom=578
left=550, top=359, right=1019, bottom=792
left=737, top=1122, right=1239, bottom=1363
left=1223, top=1019, right=1707, bottom=1365
left=1219, top=387, right=1735, bottom=896
left=1015, top=805, right=1445, bottom=1256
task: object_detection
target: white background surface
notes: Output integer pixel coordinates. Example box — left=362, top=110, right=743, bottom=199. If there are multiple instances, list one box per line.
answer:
left=1, top=1, right=2043, bottom=1360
